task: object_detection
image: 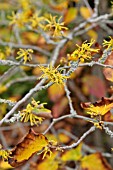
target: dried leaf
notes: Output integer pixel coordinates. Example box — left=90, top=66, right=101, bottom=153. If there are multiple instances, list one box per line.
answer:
left=8, top=129, right=48, bottom=167
left=81, top=97, right=113, bottom=116
left=82, top=75, right=106, bottom=98
left=52, top=97, right=68, bottom=118
left=103, top=112, right=113, bottom=122
left=103, top=52, right=113, bottom=82
left=81, top=153, right=113, bottom=170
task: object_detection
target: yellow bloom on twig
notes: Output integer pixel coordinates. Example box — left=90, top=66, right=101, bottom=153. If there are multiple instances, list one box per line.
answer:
left=20, top=104, right=44, bottom=126
left=44, top=14, right=68, bottom=37
left=16, top=48, right=33, bottom=64
left=39, top=64, right=68, bottom=85
left=68, top=39, right=99, bottom=63
left=8, top=10, right=33, bottom=27
left=103, top=36, right=113, bottom=50
left=19, top=98, right=51, bottom=126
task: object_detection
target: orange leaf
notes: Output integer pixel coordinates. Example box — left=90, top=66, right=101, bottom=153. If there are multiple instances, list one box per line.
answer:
left=81, top=153, right=112, bottom=170
left=48, top=84, right=65, bottom=102
left=80, top=7, right=92, bottom=19
left=8, top=129, right=48, bottom=167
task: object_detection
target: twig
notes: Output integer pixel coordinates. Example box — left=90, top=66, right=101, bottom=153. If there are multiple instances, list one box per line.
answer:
left=79, top=61, right=113, bottom=69
left=0, top=59, right=47, bottom=67
left=0, top=79, right=45, bottom=125
left=0, top=40, right=51, bottom=57
left=64, top=83, right=77, bottom=115
left=93, top=0, right=99, bottom=17
left=5, top=76, right=38, bottom=88
left=0, top=98, right=16, bottom=106
left=60, top=126, right=95, bottom=149
left=0, top=66, right=19, bottom=84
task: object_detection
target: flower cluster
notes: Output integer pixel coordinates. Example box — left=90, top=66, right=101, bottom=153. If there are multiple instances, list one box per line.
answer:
left=8, top=9, right=67, bottom=37
left=16, top=48, right=33, bottom=64
left=44, top=14, right=68, bottom=37
left=20, top=98, right=50, bottom=126
left=39, top=64, right=68, bottom=85
left=8, top=8, right=44, bottom=29
left=103, top=36, right=113, bottom=50
left=68, top=39, right=99, bottom=63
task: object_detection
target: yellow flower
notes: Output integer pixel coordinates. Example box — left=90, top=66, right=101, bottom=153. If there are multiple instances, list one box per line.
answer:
left=39, top=64, right=68, bottom=85
left=20, top=104, right=44, bottom=126
left=29, top=12, right=44, bottom=28
left=68, top=39, right=99, bottom=63
left=103, top=36, right=113, bottom=50
left=42, top=146, right=52, bottom=159
left=19, top=99, right=50, bottom=126
left=16, top=48, right=33, bottom=64
left=8, top=10, right=32, bottom=27
left=8, top=11, right=24, bottom=27
left=44, top=14, right=68, bottom=37
left=0, top=145, right=11, bottom=161
left=84, top=103, right=113, bottom=117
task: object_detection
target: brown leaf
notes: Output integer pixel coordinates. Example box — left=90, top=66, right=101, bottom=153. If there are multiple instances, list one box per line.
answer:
left=82, top=75, right=106, bottom=98
left=103, top=112, right=113, bottom=122
left=34, top=112, right=53, bottom=119
left=52, top=97, right=68, bottom=118
left=81, top=97, right=113, bottom=108
left=103, top=52, right=113, bottom=82
left=8, top=129, right=48, bottom=167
